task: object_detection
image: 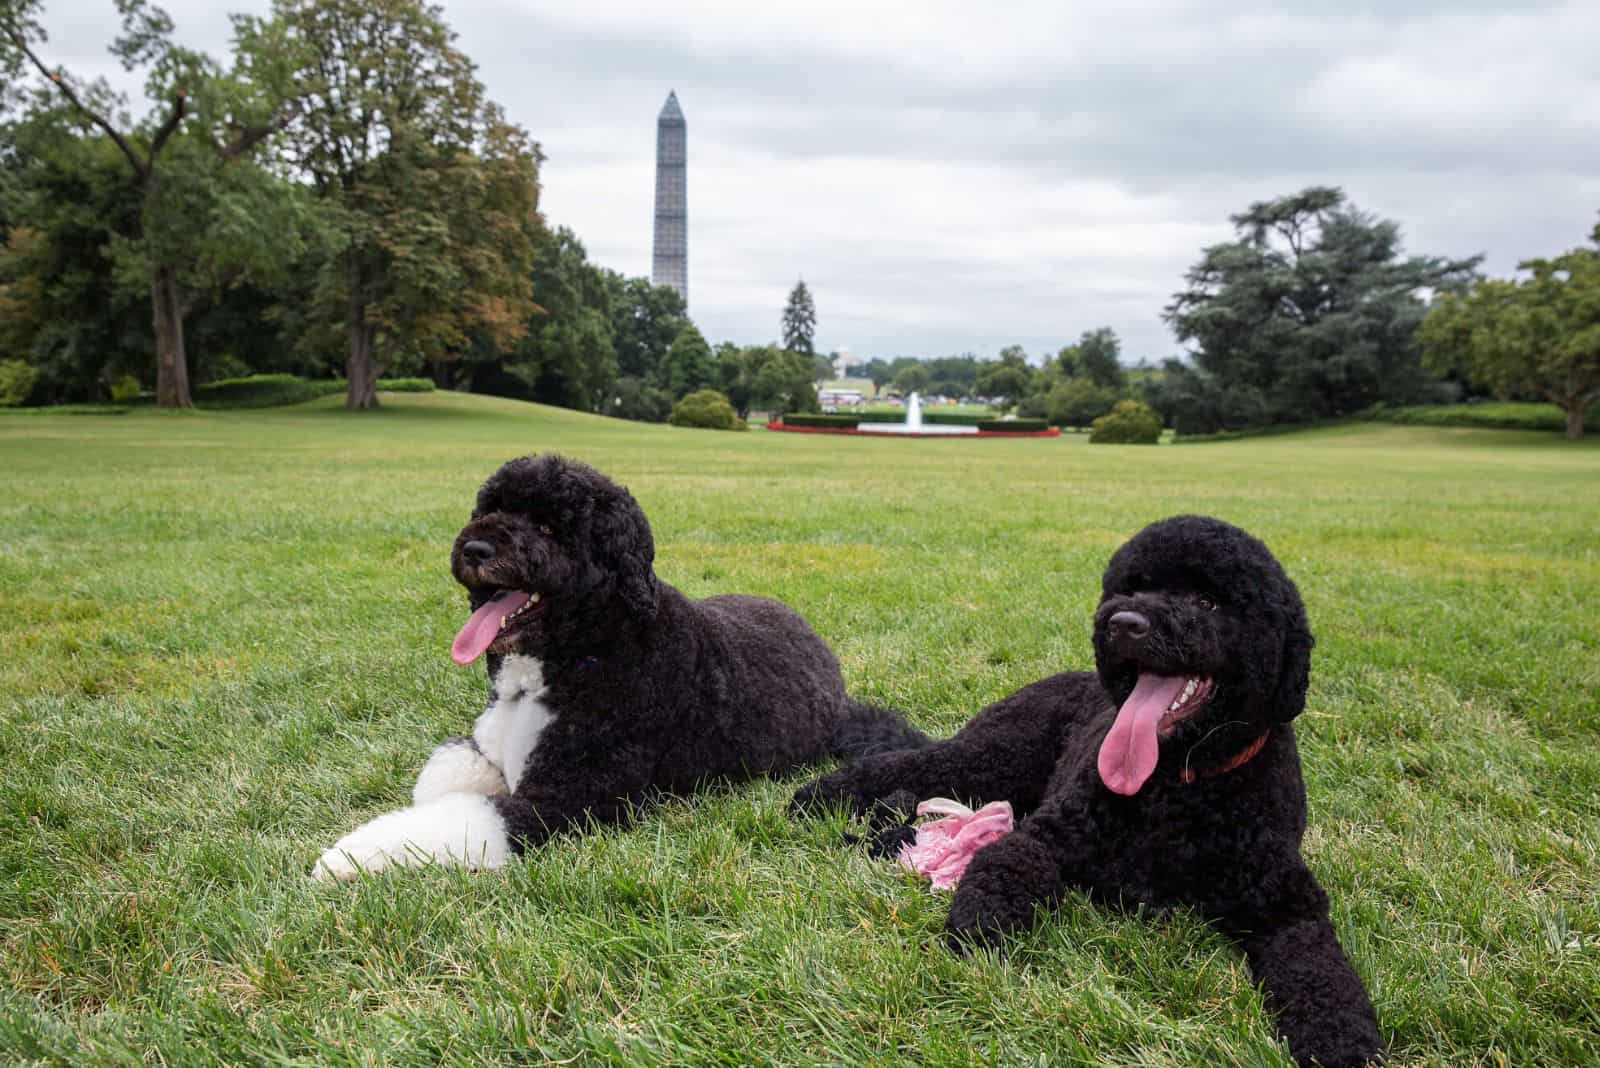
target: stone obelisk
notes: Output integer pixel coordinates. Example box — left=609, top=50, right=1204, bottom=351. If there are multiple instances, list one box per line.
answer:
left=652, top=91, right=687, bottom=307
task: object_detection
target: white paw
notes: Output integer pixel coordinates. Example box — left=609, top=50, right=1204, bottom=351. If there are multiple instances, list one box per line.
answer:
left=311, top=793, right=511, bottom=882
left=413, top=740, right=507, bottom=805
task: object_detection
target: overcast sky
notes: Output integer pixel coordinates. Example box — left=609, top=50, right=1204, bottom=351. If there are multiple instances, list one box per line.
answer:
left=33, top=0, right=1600, bottom=363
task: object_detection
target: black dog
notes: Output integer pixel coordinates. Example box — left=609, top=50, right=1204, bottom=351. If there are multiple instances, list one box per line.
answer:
left=793, top=516, right=1383, bottom=1067
left=316, top=453, right=920, bottom=881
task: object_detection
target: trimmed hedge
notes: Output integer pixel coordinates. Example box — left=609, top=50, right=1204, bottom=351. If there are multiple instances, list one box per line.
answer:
left=977, top=419, right=1049, bottom=433
left=191, top=374, right=436, bottom=409
left=782, top=413, right=860, bottom=428
left=374, top=377, right=436, bottom=393
left=1365, top=402, right=1595, bottom=433
left=195, top=375, right=343, bottom=409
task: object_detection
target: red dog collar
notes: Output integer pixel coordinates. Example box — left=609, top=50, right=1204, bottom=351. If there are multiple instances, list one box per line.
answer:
left=1180, top=729, right=1271, bottom=784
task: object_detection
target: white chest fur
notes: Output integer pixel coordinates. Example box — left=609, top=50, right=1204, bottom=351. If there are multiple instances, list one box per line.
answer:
left=473, top=655, right=555, bottom=793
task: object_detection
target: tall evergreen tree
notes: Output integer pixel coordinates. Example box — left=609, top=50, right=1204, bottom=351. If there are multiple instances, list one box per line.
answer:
left=782, top=279, right=816, bottom=355
left=1164, top=186, right=1479, bottom=427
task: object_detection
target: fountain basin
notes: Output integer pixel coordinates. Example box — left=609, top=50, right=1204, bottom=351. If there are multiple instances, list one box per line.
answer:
left=857, top=422, right=979, bottom=435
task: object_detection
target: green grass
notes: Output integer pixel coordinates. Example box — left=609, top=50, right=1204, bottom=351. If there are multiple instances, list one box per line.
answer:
left=2, top=391, right=1597, bottom=1066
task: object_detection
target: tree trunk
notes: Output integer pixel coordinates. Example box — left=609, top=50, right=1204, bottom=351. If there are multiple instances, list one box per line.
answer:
left=1567, top=404, right=1584, bottom=440
left=151, top=264, right=192, bottom=408
left=345, top=289, right=381, bottom=410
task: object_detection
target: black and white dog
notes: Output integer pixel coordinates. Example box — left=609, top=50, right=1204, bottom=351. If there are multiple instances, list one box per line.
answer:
left=314, top=453, right=921, bottom=880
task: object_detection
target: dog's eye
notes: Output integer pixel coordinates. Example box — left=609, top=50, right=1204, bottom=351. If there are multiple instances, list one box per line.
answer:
left=539, top=524, right=553, bottom=536
left=1196, top=596, right=1217, bottom=612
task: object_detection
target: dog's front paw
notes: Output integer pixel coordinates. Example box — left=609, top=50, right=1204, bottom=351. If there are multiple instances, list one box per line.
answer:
left=413, top=738, right=506, bottom=805
left=942, top=832, right=1062, bottom=953
left=310, top=794, right=512, bottom=882
left=866, top=823, right=918, bottom=859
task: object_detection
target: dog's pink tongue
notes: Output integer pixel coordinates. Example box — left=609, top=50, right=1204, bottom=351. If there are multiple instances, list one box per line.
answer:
left=1098, top=674, right=1186, bottom=796
left=450, top=591, right=531, bottom=665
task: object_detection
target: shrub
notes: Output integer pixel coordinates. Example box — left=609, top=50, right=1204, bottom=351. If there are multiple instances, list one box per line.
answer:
left=108, top=375, right=143, bottom=402
left=977, top=419, right=1050, bottom=433
left=193, top=374, right=343, bottom=409
left=669, top=389, right=747, bottom=431
left=1090, top=400, right=1163, bottom=444
left=610, top=377, right=674, bottom=423
left=0, top=360, right=39, bottom=407
left=376, top=377, right=436, bottom=393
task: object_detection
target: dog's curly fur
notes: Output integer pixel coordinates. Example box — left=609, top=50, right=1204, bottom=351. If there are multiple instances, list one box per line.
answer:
left=793, top=516, right=1383, bottom=1067
left=314, top=454, right=924, bottom=882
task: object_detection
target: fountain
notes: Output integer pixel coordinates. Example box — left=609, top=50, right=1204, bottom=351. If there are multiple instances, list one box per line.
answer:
left=857, top=392, right=978, bottom=435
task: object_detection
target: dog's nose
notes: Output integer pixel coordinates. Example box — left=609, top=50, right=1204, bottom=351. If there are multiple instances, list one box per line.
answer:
left=461, top=540, right=495, bottom=564
left=1107, top=610, right=1150, bottom=643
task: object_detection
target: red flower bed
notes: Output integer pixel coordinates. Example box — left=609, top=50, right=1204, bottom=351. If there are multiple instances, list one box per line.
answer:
left=765, top=422, right=1060, bottom=439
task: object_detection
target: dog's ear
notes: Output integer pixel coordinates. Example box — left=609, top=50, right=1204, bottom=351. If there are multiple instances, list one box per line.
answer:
left=590, top=490, right=659, bottom=621
left=1272, top=603, right=1313, bottom=722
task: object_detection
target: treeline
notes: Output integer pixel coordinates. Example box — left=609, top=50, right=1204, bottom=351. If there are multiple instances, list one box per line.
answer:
left=4, top=5, right=1594, bottom=435
left=0, top=0, right=829, bottom=422
left=844, top=327, right=1141, bottom=428
left=850, top=189, right=1598, bottom=440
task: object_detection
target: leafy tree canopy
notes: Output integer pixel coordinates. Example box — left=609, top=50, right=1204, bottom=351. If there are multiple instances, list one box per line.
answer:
left=661, top=321, right=715, bottom=399
left=1058, top=327, right=1124, bottom=390
left=243, top=0, right=542, bottom=409
left=1421, top=220, right=1600, bottom=439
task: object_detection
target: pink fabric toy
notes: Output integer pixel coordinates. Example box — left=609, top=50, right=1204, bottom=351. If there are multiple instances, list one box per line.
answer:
left=897, top=798, right=1015, bottom=890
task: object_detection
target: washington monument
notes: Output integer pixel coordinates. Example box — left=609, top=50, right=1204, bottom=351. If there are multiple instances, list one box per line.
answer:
left=652, top=91, right=687, bottom=307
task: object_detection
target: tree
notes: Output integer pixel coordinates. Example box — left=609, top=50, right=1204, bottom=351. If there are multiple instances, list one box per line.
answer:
left=607, top=272, right=686, bottom=382
left=926, top=355, right=980, bottom=398
left=976, top=346, right=1032, bottom=409
left=858, top=357, right=892, bottom=395
left=715, top=343, right=815, bottom=419
left=782, top=279, right=816, bottom=355
left=494, top=226, right=615, bottom=411
left=2, top=0, right=298, bottom=406
left=1059, top=327, right=1124, bottom=390
left=0, top=121, right=152, bottom=402
left=608, top=375, right=672, bottom=423
left=1421, top=230, right=1600, bottom=439
left=1142, top=359, right=1268, bottom=436
left=892, top=361, right=930, bottom=396
left=252, top=0, right=541, bottom=409
left=661, top=322, right=715, bottom=399
left=1164, top=186, right=1480, bottom=427
left=751, top=346, right=817, bottom=416
left=1046, top=377, right=1120, bottom=427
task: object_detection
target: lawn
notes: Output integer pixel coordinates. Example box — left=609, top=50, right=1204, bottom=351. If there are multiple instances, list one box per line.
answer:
left=2, top=391, right=1597, bottom=1066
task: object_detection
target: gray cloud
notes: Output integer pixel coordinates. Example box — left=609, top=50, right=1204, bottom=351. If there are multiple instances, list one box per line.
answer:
left=33, top=0, right=1600, bottom=362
